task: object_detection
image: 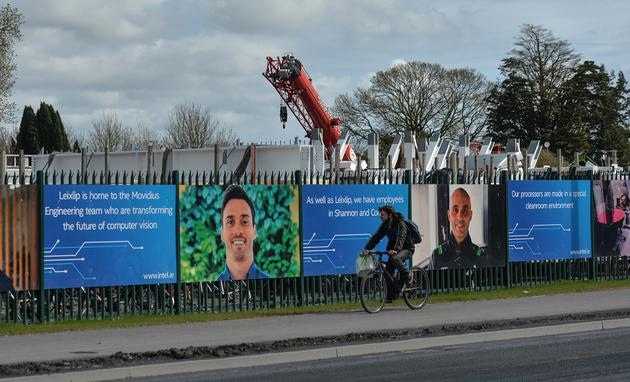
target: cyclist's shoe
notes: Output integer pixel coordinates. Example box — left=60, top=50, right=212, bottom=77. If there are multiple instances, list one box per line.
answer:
left=386, top=290, right=398, bottom=303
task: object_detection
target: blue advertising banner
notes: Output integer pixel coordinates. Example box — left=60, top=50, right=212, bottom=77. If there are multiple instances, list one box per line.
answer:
left=302, top=184, right=408, bottom=276
left=43, top=185, right=177, bottom=288
left=508, top=180, right=592, bottom=262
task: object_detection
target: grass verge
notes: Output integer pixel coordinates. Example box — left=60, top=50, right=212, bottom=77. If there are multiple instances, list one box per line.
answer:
left=1, top=279, right=629, bottom=336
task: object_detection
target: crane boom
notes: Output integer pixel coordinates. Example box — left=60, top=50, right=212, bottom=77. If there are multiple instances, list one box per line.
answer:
left=263, top=54, right=353, bottom=160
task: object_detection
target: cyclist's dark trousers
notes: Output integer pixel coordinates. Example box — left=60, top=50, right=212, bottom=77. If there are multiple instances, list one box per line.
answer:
left=385, top=249, right=412, bottom=299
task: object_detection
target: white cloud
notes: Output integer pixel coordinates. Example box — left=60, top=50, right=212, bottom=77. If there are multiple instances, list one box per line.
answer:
left=390, top=59, right=408, bottom=67
left=204, top=0, right=328, bottom=35
left=18, top=0, right=166, bottom=40
left=5, top=0, right=630, bottom=145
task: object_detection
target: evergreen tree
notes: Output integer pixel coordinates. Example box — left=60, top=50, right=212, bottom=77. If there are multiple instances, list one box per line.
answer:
left=35, top=102, right=53, bottom=152
left=16, top=105, right=38, bottom=154
left=486, top=74, right=537, bottom=143
left=47, top=104, right=63, bottom=151
left=614, top=71, right=630, bottom=165
left=56, top=110, right=71, bottom=151
left=72, top=140, right=80, bottom=153
left=617, top=72, right=630, bottom=128
left=486, top=24, right=580, bottom=149
left=556, top=61, right=630, bottom=165
left=33, top=102, right=70, bottom=152
left=45, top=104, right=66, bottom=151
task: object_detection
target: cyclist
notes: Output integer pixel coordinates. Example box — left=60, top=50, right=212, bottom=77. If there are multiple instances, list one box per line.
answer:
left=364, top=205, right=414, bottom=302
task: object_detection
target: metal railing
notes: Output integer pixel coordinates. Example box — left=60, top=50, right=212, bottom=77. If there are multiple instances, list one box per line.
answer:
left=2, top=166, right=630, bottom=324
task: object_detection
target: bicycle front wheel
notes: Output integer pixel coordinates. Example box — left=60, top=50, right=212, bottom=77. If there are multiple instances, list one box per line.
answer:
left=360, top=271, right=387, bottom=313
left=403, top=267, right=430, bottom=310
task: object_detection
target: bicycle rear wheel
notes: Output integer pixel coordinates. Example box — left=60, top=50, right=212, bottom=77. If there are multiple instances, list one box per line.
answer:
left=360, top=271, right=386, bottom=313
left=403, top=267, right=430, bottom=310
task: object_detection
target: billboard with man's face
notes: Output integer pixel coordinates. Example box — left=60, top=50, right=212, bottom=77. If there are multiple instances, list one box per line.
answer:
left=419, top=184, right=505, bottom=270
left=179, top=185, right=300, bottom=282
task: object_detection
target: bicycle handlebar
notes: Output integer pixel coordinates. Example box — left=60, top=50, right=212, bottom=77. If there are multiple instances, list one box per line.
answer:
left=360, top=249, right=388, bottom=256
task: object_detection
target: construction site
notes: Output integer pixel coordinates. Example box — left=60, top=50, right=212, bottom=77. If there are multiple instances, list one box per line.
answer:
left=0, top=53, right=622, bottom=183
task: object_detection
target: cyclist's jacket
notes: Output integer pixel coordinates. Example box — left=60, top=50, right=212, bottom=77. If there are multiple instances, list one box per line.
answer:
left=364, top=218, right=415, bottom=252
left=431, top=231, right=487, bottom=269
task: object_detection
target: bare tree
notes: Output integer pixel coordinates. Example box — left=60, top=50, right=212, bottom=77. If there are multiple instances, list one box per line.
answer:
left=439, top=68, right=491, bottom=140
left=0, top=5, right=24, bottom=123
left=133, top=121, right=163, bottom=150
left=0, top=124, right=17, bottom=152
left=88, top=111, right=133, bottom=152
left=494, top=24, right=581, bottom=140
left=65, top=124, right=87, bottom=152
left=368, top=62, right=447, bottom=137
left=331, top=91, right=377, bottom=154
left=503, top=24, right=580, bottom=98
left=162, top=102, right=237, bottom=148
left=333, top=61, right=491, bottom=147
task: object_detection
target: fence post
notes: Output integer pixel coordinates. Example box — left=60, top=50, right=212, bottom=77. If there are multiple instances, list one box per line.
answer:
left=173, top=170, right=181, bottom=315
left=590, top=171, right=597, bottom=281
left=405, top=169, right=414, bottom=281
left=104, top=147, right=109, bottom=184
left=405, top=169, right=412, bottom=195
left=146, top=143, right=153, bottom=185
left=296, top=170, right=304, bottom=307
left=81, top=148, right=87, bottom=184
left=557, top=148, right=562, bottom=180
left=504, top=174, right=512, bottom=289
left=37, top=170, right=45, bottom=323
left=0, top=148, right=5, bottom=185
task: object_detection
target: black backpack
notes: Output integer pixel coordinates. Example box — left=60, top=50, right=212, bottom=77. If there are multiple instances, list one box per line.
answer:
left=404, top=218, right=422, bottom=244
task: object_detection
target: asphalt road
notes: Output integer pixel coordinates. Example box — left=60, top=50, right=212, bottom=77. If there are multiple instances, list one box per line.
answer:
left=128, top=327, right=630, bottom=382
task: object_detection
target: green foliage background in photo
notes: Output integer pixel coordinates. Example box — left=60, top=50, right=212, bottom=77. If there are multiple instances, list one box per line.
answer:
left=179, top=185, right=300, bottom=282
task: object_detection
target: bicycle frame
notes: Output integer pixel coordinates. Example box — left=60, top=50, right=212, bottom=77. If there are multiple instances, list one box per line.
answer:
left=359, top=250, right=430, bottom=313
left=366, top=251, right=401, bottom=287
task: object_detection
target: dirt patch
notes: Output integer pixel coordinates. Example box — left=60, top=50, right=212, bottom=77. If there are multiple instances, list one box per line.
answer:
left=1, top=309, right=628, bottom=378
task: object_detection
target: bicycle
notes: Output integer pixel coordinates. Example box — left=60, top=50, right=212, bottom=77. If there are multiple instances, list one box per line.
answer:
left=358, top=250, right=430, bottom=314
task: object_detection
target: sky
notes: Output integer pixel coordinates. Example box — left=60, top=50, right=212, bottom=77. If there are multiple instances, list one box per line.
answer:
left=5, top=0, right=630, bottom=147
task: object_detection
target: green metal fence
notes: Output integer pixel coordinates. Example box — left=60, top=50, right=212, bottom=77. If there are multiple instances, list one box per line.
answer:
left=2, top=167, right=630, bottom=324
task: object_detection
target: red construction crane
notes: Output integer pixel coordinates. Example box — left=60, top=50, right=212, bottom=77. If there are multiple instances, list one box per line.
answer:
left=263, top=53, right=353, bottom=161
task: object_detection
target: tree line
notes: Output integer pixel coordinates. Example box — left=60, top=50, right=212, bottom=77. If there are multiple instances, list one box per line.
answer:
left=332, top=24, right=630, bottom=166
left=1, top=4, right=628, bottom=167
left=0, top=102, right=236, bottom=154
